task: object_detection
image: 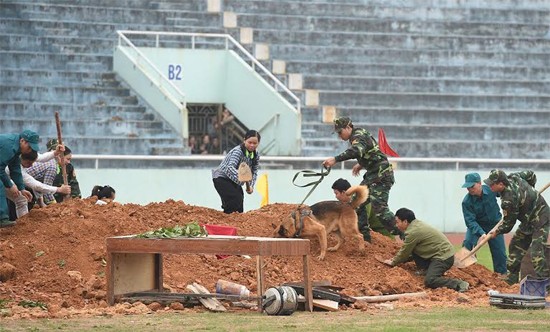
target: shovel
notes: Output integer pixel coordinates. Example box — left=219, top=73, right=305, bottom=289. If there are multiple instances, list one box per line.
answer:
left=453, top=222, right=502, bottom=269
left=55, top=112, right=70, bottom=202
left=238, top=162, right=252, bottom=193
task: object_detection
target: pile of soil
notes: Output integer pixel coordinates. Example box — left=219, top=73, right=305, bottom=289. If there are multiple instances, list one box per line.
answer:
left=0, top=198, right=518, bottom=319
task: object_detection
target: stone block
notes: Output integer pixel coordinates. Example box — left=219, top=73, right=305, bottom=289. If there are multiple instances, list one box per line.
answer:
left=207, top=0, right=221, bottom=13
left=223, top=12, right=237, bottom=28
left=288, top=73, right=302, bottom=90
left=322, top=106, right=336, bottom=123
left=272, top=60, right=286, bottom=74
left=240, top=27, right=253, bottom=44
left=254, top=43, right=269, bottom=60
left=305, top=89, right=319, bottom=107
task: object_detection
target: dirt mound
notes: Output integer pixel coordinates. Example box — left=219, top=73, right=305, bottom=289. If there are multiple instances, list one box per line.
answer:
left=0, top=199, right=517, bottom=318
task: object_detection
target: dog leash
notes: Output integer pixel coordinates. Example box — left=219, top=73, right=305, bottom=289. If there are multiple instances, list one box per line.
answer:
left=292, top=165, right=331, bottom=206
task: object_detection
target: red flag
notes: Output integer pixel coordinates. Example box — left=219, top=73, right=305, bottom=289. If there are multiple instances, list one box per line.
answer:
left=378, top=128, right=399, bottom=157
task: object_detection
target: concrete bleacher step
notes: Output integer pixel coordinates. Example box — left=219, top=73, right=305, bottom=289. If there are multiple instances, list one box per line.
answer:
left=7, top=3, right=177, bottom=25
left=223, top=0, right=550, bottom=23
left=302, top=138, right=550, bottom=159
left=0, top=118, right=171, bottom=137
left=323, top=107, right=550, bottom=126
left=150, top=0, right=206, bottom=12
left=319, top=90, right=550, bottom=109
left=0, top=68, right=118, bottom=86
left=0, top=51, right=112, bottom=69
left=284, top=60, right=550, bottom=81
left=268, top=44, right=550, bottom=67
left=235, top=13, right=550, bottom=38
left=0, top=85, right=133, bottom=103
left=40, top=136, right=185, bottom=155
left=0, top=101, right=152, bottom=121
left=250, top=29, right=550, bottom=52
left=301, top=122, right=550, bottom=141
left=302, top=75, right=550, bottom=95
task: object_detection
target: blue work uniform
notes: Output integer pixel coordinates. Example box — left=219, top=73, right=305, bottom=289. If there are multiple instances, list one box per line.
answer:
left=462, top=184, right=507, bottom=274
left=0, top=133, right=25, bottom=221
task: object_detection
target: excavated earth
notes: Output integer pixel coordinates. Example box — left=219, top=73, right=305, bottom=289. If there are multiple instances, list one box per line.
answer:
left=0, top=198, right=521, bottom=319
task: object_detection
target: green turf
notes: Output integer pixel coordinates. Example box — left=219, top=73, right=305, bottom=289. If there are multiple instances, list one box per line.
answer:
left=1, top=307, right=549, bottom=331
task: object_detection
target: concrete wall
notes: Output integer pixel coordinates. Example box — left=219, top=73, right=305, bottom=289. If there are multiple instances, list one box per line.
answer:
left=77, top=169, right=550, bottom=233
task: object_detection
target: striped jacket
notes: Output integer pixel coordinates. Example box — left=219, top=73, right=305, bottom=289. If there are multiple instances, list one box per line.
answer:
left=212, top=145, right=259, bottom=188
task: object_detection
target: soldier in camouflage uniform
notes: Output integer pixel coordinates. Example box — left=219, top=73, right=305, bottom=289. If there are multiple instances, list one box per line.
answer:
left=331, top=178, right=393, bottom=242
left=484, top=169, right=550, bottom=285
left=323, top=117, right=402, bottom=240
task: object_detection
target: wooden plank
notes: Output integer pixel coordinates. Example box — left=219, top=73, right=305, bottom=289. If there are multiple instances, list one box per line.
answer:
left=256, top=255, right=265, bottom=313
left=112, top=253, right=158, bottom=296
left=186, top=284, right=226, bottom=312
left=303, top=254, right=313, bottom=312
left=353, top=292, right=427, bottom=303
left=106, top=236, right=310, bottom=257
left=312, top=299, right=339, bottom=311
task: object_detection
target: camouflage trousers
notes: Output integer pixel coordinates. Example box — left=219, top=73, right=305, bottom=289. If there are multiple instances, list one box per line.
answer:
left=359, top=175, right=396, bottom=237
left=357, top=201, right=393, bottom=242
left=507, top=207, right=550, bottom=280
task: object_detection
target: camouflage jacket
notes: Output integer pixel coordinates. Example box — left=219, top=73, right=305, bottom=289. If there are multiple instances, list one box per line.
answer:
left=497, top=171, right=548, bottom=235
left=334, top=127, right=393, bottom=183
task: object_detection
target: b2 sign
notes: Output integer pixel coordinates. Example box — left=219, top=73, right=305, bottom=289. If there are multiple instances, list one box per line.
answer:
left=168, top=64, right=182, bottom=80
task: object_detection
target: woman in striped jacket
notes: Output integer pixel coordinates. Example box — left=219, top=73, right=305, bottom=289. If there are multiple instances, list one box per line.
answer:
left=212, top=130, right=261, bottom=214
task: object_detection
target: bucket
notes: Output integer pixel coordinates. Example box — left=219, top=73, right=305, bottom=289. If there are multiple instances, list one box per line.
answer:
left=520, top=275, right=549, bottom=297
left=215, top=279, right=250, bottom=299
left=263, top=286, right=298, bottom=316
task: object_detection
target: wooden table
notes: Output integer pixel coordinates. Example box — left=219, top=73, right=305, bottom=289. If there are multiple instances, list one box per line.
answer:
left=106, top=235, right=313, bottom=312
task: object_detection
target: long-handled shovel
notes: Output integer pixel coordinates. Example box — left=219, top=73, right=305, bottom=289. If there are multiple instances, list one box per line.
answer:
left=55, top=111, right=70, bottom=202
left=454, top=181, right=550, bottom=268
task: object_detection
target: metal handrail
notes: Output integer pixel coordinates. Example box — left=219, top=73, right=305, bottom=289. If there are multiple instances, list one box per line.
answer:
left=116, top=30, right=301, bottom=113
left=116, top=32, right=186, bottom=107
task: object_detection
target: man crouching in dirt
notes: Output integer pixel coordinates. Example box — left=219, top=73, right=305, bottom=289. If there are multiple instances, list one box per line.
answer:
left=382, top=207, right=469, bottom=292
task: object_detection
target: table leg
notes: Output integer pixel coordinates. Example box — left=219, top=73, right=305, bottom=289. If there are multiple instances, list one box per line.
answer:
left=106, top=251, right=115, bottom=305
left=303, top=254, right=313, bottom=312
left=155, top=254, right=163, bottom=292
left=256, top=255, right=265, bottom=313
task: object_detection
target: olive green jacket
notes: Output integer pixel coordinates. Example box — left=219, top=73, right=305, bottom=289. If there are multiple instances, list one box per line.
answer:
left=391, top=219, right=454, bottom=266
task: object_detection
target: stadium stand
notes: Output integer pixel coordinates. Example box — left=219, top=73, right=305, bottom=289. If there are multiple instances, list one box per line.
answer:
left=1, top=0, right=549, bottom=158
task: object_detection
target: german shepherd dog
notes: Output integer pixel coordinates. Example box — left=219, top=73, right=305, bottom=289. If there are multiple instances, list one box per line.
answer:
left=272, top=185, right=368, bottom=260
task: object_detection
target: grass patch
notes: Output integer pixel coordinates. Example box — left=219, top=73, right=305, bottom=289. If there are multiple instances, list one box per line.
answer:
left=0, top=308, right=549, bottom=331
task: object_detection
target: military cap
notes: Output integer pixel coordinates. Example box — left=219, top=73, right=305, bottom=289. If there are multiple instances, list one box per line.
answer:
left=462, top=172, right=481, bottom=188
left=46, top=138, right=59, bottom=152
left=21, top=130, right=40, bottom=152
left=333, top=117, right=352, bottom=133
left=484, top=169, right=509, bottom=186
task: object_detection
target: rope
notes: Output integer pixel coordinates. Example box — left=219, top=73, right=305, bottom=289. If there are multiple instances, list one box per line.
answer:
left=292, top=166, right=331, bottom=206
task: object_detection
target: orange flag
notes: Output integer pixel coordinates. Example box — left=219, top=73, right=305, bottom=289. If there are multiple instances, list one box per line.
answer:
left=378, top=128, right=399, bottom=157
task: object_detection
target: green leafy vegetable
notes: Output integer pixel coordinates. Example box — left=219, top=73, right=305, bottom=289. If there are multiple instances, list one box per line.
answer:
left=136, top=221, right=208, bottom=239
left=19, top=300, right=48, bottom=310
